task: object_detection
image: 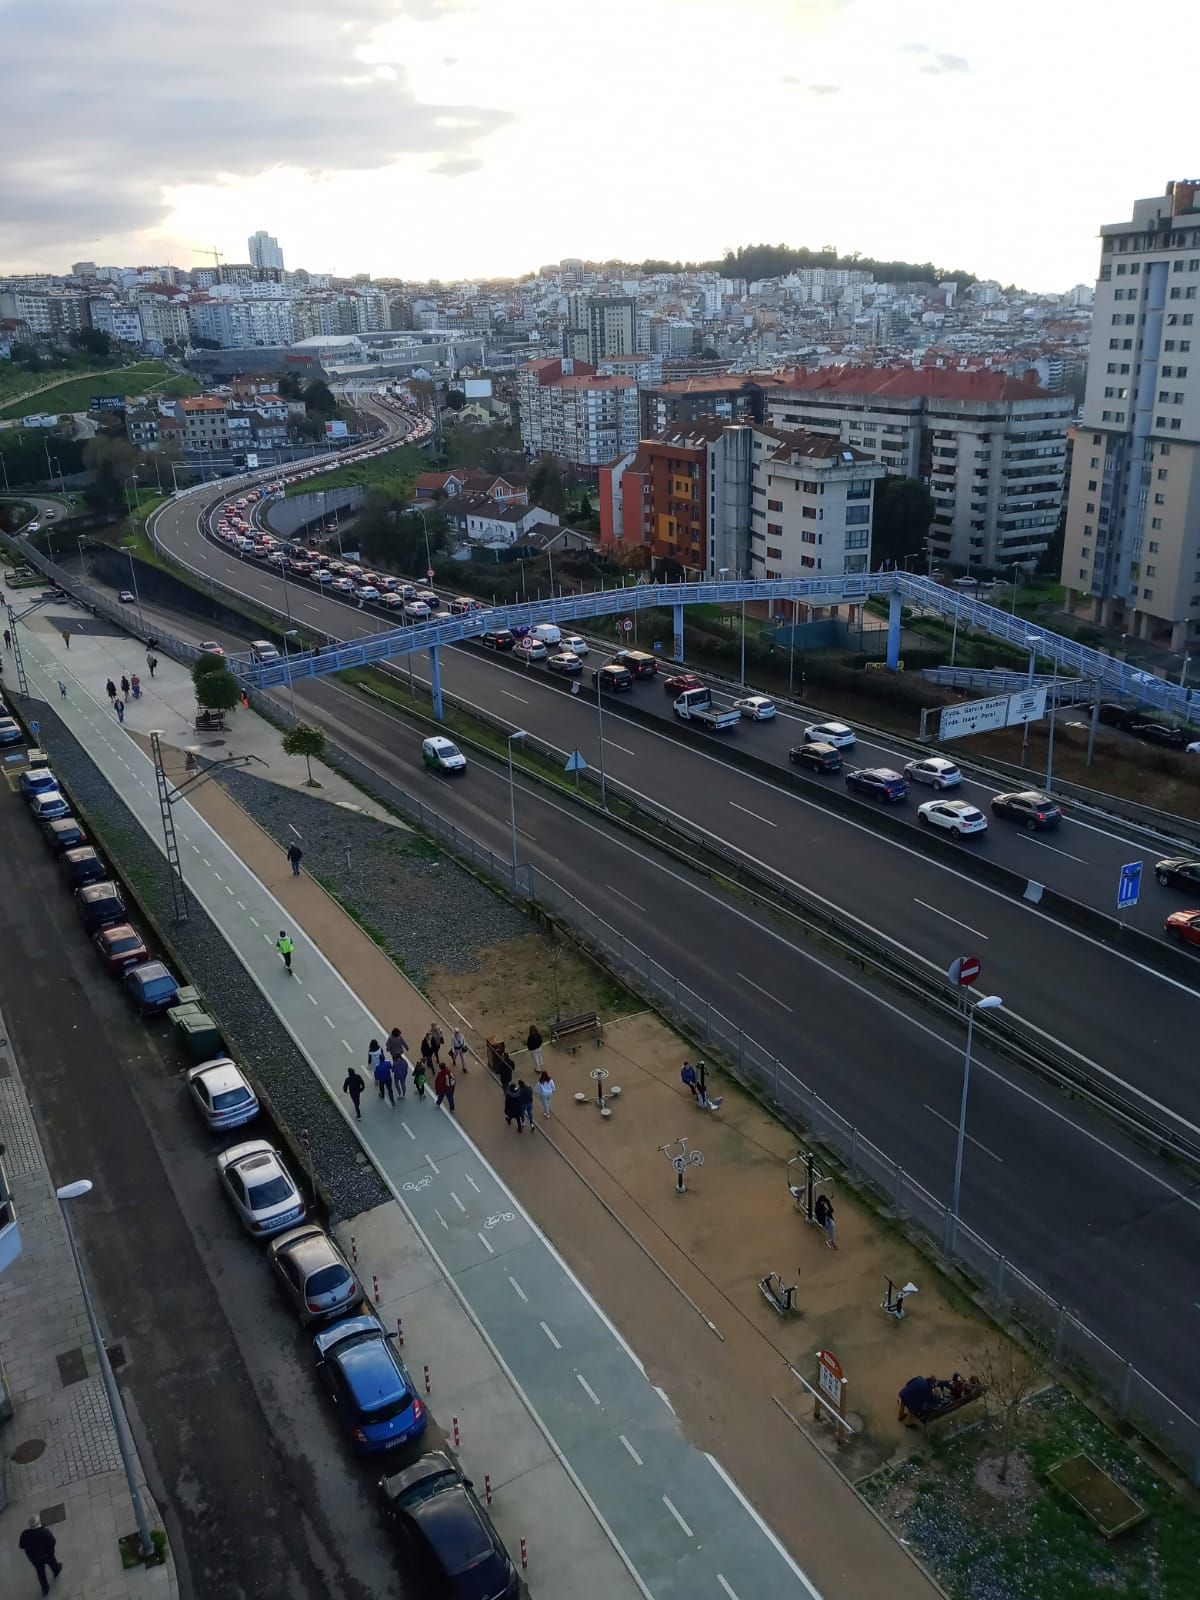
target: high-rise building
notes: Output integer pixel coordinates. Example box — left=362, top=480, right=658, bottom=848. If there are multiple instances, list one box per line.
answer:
left=1061, top=180, right=1200, bottom=650
left=562, top=294, right=636, bottom=362
left=516, top=356, right=639, bottom=466
left=247, top=230, right=285, bottom=271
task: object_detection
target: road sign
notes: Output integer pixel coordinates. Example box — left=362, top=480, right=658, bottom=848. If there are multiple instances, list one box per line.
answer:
left=29, top=720, right=40, bottom=738
left=816, top=1349, right=846, bottom=1413
left=948, top=954, right=982, bottom=987
left=938, top=694, right=1009, bottom=741
left=1005, top=686, right=1048, bottom=727
left=620, top=617, right=633, bottom=633
left=652, top=640, right=662, bottom=653
left=1117, top=860, right=1142, bottom=910
left=426, top=568, right=435, bottom=581
left=563, top=751, right=587, bottom=773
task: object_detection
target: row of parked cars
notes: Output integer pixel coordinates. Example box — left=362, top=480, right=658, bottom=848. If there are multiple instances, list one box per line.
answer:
left=22, top=741, right=519, bottom=1594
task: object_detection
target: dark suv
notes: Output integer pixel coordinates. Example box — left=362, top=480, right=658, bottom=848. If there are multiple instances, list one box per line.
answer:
left=612, top=649, right=657, bottom=679
left=845, top=767, right=909, bottom=802
left=1128, top=719, right=1188, bottom=749
left=593, top=664, right=633, bottom=692
left=990, top=790, right=1062, bottom=830
left=790, top=741, right=842, bottom=774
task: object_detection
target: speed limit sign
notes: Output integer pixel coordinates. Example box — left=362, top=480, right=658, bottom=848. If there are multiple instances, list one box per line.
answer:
left=620, top=617, right=633, bottom=632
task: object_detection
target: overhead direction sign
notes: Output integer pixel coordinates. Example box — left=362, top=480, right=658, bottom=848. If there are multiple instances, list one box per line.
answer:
left=938, top=686, right=1048, bottom=743
left=1005, top=686, right=1048, bottom=726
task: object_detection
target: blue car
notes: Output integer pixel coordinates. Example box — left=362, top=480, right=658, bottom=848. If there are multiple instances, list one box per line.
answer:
left=21, top=767, right=60, bottom=800
left=845, top=766, right=909, bottom=803
left=314, top=1314, right=427, bottom=1455
left=123, top=960, right=180, bottom=1016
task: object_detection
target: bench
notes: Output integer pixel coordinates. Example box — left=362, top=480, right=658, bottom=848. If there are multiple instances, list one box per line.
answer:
left=550, top=1011, right=602, bottom=1051
left=194, top=710, right=227, bottom=732
left=902, top=1379, right=984, bottom=1431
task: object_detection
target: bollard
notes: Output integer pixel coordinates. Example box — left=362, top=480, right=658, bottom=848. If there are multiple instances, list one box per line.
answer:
left=396, top=1316, right=403, bottom=1346
left=484, top=1474, right=492, bottom=1504
left=350, top=1235, right=358, bottom=1263
left=520, top=1538, right=528, bottom=1571
left=424, top=1364, right=431, bottom=1394
left=452, top=1416, right=460, bottom=1448
left=372, top=1273, right=380, bottom=1302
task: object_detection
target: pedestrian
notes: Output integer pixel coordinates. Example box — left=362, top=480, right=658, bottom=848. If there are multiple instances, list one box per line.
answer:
left=428, top=1022, right=444, bottom=1065
left=240, top=688, right=249, bottom=709
left=387, top=1027, right=408, bottom=1067
left=412, top=1056, right=428, bottom=1100
left=495, top=1049, right=514, bottom=1090
left=503, top=1080, right=522, bottom=1130
left=286, top=842, right=303, bottom=877
left=61, top=629, right=70, bottom=649
left=370, top=1039, right=394, bottom=1105
left=535, top=1068, right=556, bottom=1118
left=449, top=1028, right=468, bottom=1074
left=681, top=1061, right=701, bottom=1102
left=105, top=677, right=117, bottom=701
left=342, top=1066, right=365, bottom=1119
left=114, top=697, right=125, bottom=724
left=815, top=1191, right=837, bottom=1250
left=517, top=1077, right=535, bottom=1129
left=19, top=1514, right=63, bottom=1595
left=58, top=681, right=67, bottom=700
left=420, top=1032, right=436, bottom=1078
left=434, top=1062, right=456, bottom=1113
left=392, top=1052, right=410, bottom=1098
left=147, top=654, right=158, bottom=677
left=130, top=673, right=141, bottom=699
left=276, top=929, right=294, bottom=972
left=3, top=629, right=10, bottom=650
left=120, top=674, right=130, bottom=698
left=526, top=1023, right=544, bottom=1070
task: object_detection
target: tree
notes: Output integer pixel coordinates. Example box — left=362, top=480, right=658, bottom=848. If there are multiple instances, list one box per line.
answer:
left=191, top=653, right=227, bottom=685
left=303, top=378, right=336, bottom=416
left=530, top=456, right=567, bottom=517
left=965, top=1336, right=1043, bottom=1484
left=282, top=722, right=326, bottom=787
left=871, top=475, right=935, bottom=570
left=75, top=327, right=113, bottom=359
left=10, top=342, right=42, bottom=371
left=192, top=664, right=240, bottom=715
left=277, top=372, right=305, bottom=401
left=445, top=389, right=466, bottom=411
left=82, top=433, right=140, bottom=510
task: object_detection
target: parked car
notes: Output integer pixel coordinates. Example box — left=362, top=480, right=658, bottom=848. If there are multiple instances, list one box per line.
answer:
left=0, top=716, right=23, bottom=745
left=29, top=790, right=70, bottom=823
left=789, top=741, right=842, bottom=773
left=1164, top=909, right=1200, bottom=947
left=734, top=694, right=776, bottom=721
left=479, top=629, right=516, bottom=651
left=845, top=767, right=909, bottom=802
left=268, top=1225, right=361, bottom=1325
left=904, top=756, right=962, bottom=789
left=59, top=846, right=108, bottom=889
left=93, top=922, right=150, bottom=975
left=917, top=799, right=988, bottom=837
left=1129, top=719, right=1188, bottom=750
left=990, top=789, right=1062, bottom=830
left=43, top=815, right=87, bottom=854
left=217, top=1140, right=305, bottom=1238
left=663, top=672, right=705, bottom=698
left=514, top=637, right=548, bottom=661
left=612, top=649, right=657, bottom=679
left=1154, top=857, right=1200, bottom=891
left=546, top=650, right=582, bottom=675
left=377, top=1451, right=520, bottom=1599
left=313, top=1314, right=427, bottom=1455
left=76, top=880, right=127, bottom=932
left=21, top=766, right=61, bottom=800
left=124, top=960, right=180, bottom=1016
left=1097, top=702, right=1136, bottom=729
left=421, top=736, right=466, bottom=774
left=593, top=664, right=633, bottom=692
left=803, top=721, right=856, bottom=748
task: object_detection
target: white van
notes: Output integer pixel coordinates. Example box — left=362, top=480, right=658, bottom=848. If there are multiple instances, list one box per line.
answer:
left=531, top=623, right=562, bottom=646
left=249, top=640, right=280, bottom=664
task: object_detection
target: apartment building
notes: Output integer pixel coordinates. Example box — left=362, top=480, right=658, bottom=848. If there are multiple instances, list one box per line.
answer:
left=89, top=298, right=144, bottom=345
left=187, top=298, right=296, bottom=348
left=766, top=366, right=1072, bottom=570
left=1061, top=180, right=1200, bottom=649
left=562, top=294, right=636, bottom=362
left=750, top=433, right=883, bottom=581
left=639, top=374, right=784, bottom=438
left=248, top=230, right=285, bottom=271
left=516, top=356, right=639, bottom=467
left=177, top=396, right=229, bottom=452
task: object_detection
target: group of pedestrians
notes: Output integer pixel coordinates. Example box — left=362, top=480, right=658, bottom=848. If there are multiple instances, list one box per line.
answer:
left=493, top=1024, right=555, bottom=1131
left=343, top=1022, right=468, bottom=1119
left=102, top=671, right=141, bottom=724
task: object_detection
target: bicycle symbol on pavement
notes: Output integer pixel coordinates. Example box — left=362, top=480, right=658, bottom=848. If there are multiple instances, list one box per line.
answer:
left=402, top=1176, right=434, bottom=1193
left=483, top=1212, right=515, bottom=1229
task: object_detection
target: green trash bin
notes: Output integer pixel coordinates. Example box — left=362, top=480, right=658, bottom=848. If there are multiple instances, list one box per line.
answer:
left=178, top=1012, right=223, bottom=1062
left=174, top=985, right=203, bottom=1009
left=167, top=1002, right=203, bottom=1030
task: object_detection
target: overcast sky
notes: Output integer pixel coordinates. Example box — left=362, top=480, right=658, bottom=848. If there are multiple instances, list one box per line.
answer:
left=4, top=0, right=1197, bottom=289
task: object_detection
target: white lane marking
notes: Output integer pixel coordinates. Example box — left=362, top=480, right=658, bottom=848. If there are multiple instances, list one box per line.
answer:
left=1019, top=834, right=1087, bottom=864
left=478, top=1231, right=495, bottom=1255
left=249, top=915, right=260, bottom=927
left=400, top=1121, right=415, bottom=1141
left=707, top=1453, right=825, bottom=1599
left=604, top=739, right=636, bottom=755
left=434, top=1209, right=448, bottom=1230
left=236, top=899, right=246, bottom=910
left=619, top=1434, right=643, bottom=1467
left=341, top=1039, right=353, bottom=1054
left=212, top=869, right=222, bottom=881
left=662, top=1496, right=694, bottom=1539
left=307, top=992, right=317, bottom=1005
left=324, top=1014, right=335, bottom=1029
left=654, top=1386, right=675, bottom=1415
left=717, top=1579, right=740, bottom=1600
left=190, top=843, right=200, bottom=854
left=735, top=971, right=793, bottom=1011
left=924, top=1103, right=1003, bottom=1161
left=577, top=1373, right=602, bottom=1407
left=449, top=1001, right=474, bottom=1030
left=499, top=689, right=528, bottom=703
left=224, top=884, right=234, bottom=896
left=508, top=1275, right=528, bottom=1302
left=607, top=883, right=645, bottom=912
left=425, top=1154, right=441, bottom=1175
left=465, top=1174, right=481, bottom=1193
left=201, top=857, right=211, bottom=867
left=262, top=933, right=273, bottom=944
left=912, top=898, right=991, bottom=939
left=540, top=1320, right=561, bottom=1349
left=729, top=800, right=777, bottom=827
left=450, top=1191, right=466, bottom=1213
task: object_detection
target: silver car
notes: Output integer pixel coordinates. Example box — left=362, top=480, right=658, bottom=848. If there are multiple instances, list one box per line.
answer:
left=904, top=756, right=963, bottom=789
left=217, top=1140, right=305, bottom=1238
left=268, top=1225, right=361, bottom=1324
left=187, top=1058, right=260, bottom=1132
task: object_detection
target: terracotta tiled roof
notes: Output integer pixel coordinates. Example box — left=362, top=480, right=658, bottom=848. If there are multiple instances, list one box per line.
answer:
left=773, top=364, right=1050, bottom=402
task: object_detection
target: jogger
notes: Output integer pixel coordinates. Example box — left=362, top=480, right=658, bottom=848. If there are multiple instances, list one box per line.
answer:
left=343, top=1067, right=365, bottom=1119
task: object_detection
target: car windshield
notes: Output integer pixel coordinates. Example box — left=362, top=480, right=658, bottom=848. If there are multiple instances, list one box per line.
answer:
left=212, top=1087, right=252, bottom=1110
left=111, top=936, right=142, bottom=956
left=427, top=1503, right=494, bottom=1572
left=142, top=978, right=175, bottom=999
left=306, top=1264, right=350, bottom=1297
left=247, top=1173, right=293, bottom=1208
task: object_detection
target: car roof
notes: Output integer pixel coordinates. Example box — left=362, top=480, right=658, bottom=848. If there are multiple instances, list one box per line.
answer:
left=189, top=1058, right=246, bottom=1093
left=1006, top=790, right=1055, bottom=803
left=276, top=1226, right=340, bottom=1273
left=410, top=1485, right=495, bottom=1571
left=816, top=721, right=850, bottom=731
left=79, top=880, right=121, bottom=900
left=921, top=756, right=958, bottom=768
left=129, top=961, right=171, bottom=983
left=424, top=736, right=455, bottom=751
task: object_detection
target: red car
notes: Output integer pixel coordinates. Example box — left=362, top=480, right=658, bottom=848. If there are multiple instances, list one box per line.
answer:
left=663, top=672, right=705, bottom=698
left=94, top=922, right=150, bottom=975
left=1164, top=910, right=1200, bottom=948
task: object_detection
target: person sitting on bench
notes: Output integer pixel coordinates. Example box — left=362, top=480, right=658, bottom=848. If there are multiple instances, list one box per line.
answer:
left=897, top=1374, right=937, bottom=1423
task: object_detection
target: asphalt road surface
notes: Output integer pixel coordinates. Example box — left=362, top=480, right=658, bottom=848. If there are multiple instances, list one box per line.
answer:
left=0, top=771, right=416, bottom=1600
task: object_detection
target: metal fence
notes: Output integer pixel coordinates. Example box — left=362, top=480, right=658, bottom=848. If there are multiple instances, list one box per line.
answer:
left=18, top=537, right=1200, bottom=1484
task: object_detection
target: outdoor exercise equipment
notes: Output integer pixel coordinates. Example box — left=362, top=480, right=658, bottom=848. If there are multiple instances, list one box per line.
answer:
left=881, top=1277, right=919, bottom=1320
left=659, top=1135, right=704, bottom=1195
left=788, top=1151, right=834, bottom=1221
left=758, top=1270, right=800, bottom=1315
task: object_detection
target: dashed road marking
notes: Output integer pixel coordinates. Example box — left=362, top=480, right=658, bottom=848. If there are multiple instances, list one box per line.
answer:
left=619, top=1434, right=643, bottom=1466
left=307, top=992, right=317, bottom=1005
left=224, top=885, right=234, bottom=896
left=324, top=1015, right=335, bottom=1028
left=341, top=1039, right=353, bottom=1054
left=249, top=915, right=260, bottom=927
left=400, top=1121, right=415, bottom=1141
left=662, top=1495, right=694, bottom=1539
left=508, top=1276, right=528, bottom=1302
left=425, top=1154, right=440, bottom=1175
left=717, top=1577, right=740, bottom=1600
left=576, top=1373, right=601, bottom=1407
left=450, top=1191, right=466, bottom=1213
left=434, top=1209, right=448, bottom=1230
left=236, top=900, right=246, bottom=910
left=477, top=1232, right=495, bottom=1255
left=540, top=1321, right=561, bottom=1349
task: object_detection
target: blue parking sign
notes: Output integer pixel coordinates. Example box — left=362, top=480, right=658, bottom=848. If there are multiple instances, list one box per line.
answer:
left=1117, top=861, right=1141, bottom=910
left=29, top=720, right=40, bottom=738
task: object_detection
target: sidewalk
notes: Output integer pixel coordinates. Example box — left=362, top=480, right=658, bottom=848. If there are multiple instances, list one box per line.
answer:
left=18, top=612, right=938, bottom=1600
left=0, top=1001, right=177, bottom=1600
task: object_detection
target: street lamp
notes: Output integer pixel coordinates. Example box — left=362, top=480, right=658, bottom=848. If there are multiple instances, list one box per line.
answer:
left=282, top=629, right=301, bottom=720
left=415, top=507, right=434, bottom=583
left=55, top=1179, right=155, bottom=1559
left=1019, top=633, right=1039, bottom=765
left=947, top=993, right=1003, bottom=1248
left=506, top=730, right=526, bottom=882
left=0, top=447, right=8, bottom=493
left=125, top=548, right=145, bottom=630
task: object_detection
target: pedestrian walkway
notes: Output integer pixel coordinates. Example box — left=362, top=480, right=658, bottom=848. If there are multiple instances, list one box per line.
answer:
left=14, top=618, right=936, bottom=1600
left=0, top=1000, right=177, bottom=1600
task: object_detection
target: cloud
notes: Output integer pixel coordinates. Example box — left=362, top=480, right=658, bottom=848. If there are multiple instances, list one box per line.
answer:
left=431, top=157, right=482, bottom=177
left=0, top=0, right=509, bottom=264
left=903, top=43, right=971, bottom=75
left=779, top=77, right=842, bottom=94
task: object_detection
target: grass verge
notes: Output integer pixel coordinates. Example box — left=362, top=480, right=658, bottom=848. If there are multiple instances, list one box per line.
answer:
left=0, top=360, right=197, bottom=420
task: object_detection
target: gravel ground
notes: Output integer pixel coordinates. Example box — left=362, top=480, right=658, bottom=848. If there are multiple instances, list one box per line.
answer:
left=216, top=767, right=532, bottom=985
left=21, top=697, right=389, bottom=1221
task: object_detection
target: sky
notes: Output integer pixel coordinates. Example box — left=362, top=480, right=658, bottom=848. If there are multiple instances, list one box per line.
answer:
left=4, top=0, right=1199, bottom=291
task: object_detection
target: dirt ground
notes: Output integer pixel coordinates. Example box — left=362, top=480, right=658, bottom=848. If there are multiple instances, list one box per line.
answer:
left=429, top=942, right=993, bottom=1475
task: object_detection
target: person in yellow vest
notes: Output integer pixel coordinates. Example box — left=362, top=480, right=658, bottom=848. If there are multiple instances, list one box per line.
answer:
left=276, top=930, right=294, bottom=973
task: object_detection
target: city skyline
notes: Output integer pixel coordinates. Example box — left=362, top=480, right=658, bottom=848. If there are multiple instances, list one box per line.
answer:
left=4, top=0, right=1197, bottom=289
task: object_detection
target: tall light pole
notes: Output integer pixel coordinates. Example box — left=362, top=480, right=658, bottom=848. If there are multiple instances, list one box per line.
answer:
left=416, top=507, right=433, bottom=582
left=593, top=666, right=608, bottom=808
left=0, top=447, right=8, bottom=493
left=125, top=548, right=145, bottom=631
left=1045, top=659, right=1059, bottom=790
left=947, top=993, right=1003, bottom=1248
left=55, top=1180, right=155, bottom=1559
left=1019, top=633, right=1039, bottom=765
left=123, top=474, right=139, bottom=523
left=282, top=628, right=300, bottom=720
left=506, top=729, right=526, bottom=884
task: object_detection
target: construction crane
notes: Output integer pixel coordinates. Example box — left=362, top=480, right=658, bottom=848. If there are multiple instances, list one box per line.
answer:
left=190, top=244, right=223, bottom=275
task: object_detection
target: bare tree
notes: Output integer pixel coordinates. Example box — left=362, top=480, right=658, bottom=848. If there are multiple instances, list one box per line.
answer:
left=965, top=1335, right=1044, bottom=1482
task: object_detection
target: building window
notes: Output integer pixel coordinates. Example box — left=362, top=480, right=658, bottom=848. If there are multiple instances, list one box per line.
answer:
left=845, top=504, right=870, bottom=525
left=767, top=498, right=783, bottom=512
left=1079, top=568, right=1089, bottom=581
left=1154, top=492, right=1165, bottom=504
left=802, top=505, right=816, bottom=519
left=766, top=522, right=782, bottom=536
left=1172, top=418, right=1183, bottom=429
left=1143, top=588, right=1153, bottom=600
left=766, top=546, right=783, bottom=560
left=1146, top=565, right=1157, bottom=577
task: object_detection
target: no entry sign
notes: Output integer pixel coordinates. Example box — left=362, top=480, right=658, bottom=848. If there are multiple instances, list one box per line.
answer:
left=948, top=954, right=982, bottom=987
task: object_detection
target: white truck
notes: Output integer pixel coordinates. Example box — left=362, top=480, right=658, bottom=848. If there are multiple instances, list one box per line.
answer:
left=672, top=686, right=741, bottom=732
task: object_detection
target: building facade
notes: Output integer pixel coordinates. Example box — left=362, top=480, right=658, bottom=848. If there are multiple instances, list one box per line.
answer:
left=639, top=375, right=783, bottom=439
left=1061, top=180, right=1200, bottom=649
left=248, top=231, right=285, bottom=271
left=516, top=356, right=639, bottom=467
left=562, top=294, right=636, bottom=362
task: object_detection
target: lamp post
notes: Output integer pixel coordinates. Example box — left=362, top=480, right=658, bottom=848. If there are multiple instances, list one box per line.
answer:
left=55, top=1179, right=155, bottom=1559
left=282, top=628, right=300, bottom=720
left=947, top=993, right=1003, bottom=1248
left=506, top=730, right=526, bottom=884
left=0, top=447, right=8, bottom=493
left=415, top=507, right=433, bottom=582
left=1181, top=653, right=1191, bottom=690
left=593, top=664, right=608, bottom=808
left=125, top=548, right=145, bottom=631
left=1045, top=658, right=1059, bottom=790
left=51, top=455, right=66, bottom=497
left=1019, top=634, right=1039, bottom=765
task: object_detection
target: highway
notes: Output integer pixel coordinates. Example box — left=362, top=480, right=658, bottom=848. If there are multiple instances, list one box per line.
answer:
left=72, top=568, right=1200, bottom=1443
